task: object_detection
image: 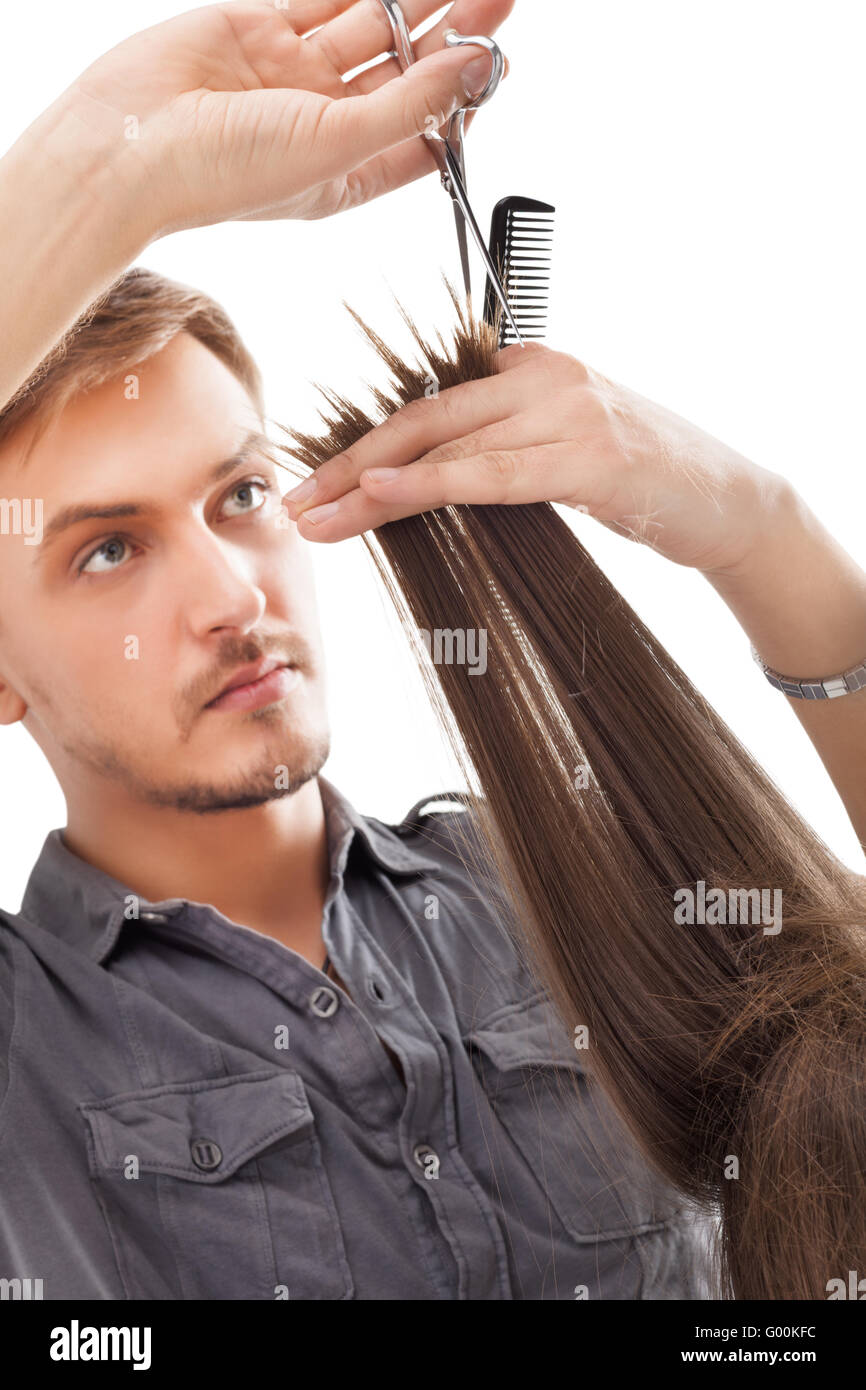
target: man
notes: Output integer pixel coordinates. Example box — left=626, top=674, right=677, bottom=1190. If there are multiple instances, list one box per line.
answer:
left=0, top=1, right=711, bottom=1298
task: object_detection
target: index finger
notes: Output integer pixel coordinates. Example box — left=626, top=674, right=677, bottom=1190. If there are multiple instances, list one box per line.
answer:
left=284, top=370, right=516, bottom=514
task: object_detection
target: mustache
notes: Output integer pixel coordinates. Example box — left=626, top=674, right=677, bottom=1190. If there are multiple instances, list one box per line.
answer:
left=177, top=632, right=314, bottom=724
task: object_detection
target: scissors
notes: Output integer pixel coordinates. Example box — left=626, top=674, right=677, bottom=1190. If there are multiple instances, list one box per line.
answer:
left=377, top=0, right=524, bottom=346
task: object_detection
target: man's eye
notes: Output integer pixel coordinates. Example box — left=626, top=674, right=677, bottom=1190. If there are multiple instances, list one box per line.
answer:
left=220, top=478, right=272, bottom=518
left=75, top=479, right=273, bottom=577
left=79, top=536, right=135, bottom=576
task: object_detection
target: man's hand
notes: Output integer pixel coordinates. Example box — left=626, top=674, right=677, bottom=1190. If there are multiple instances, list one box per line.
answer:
left=56, top=0, right=513, bottom=234
left=282, top=341, right=786, bottom=578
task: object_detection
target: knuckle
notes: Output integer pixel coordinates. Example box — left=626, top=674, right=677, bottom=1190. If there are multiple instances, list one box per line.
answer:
left=409, top=456, right=447, bottom=508
left=494, top=343, right=529, bottom=371
left=521, top=341, right=551, bottom=361
left=541, top=348, right=590, bottom=388
left=560, top=351, right=591, bottom=385
left=479, top=450, right=519, bottom=489
left=380, top=405, right=422, bottom=449
left=421, top=443, right=449, bottom=469
left=424, top=431, right=473, bottom=468
left=437, top=387, right=465, bottom=422
left=335, top=444, right=361, bottom=475
left=395, top=393, right=429, bottom=428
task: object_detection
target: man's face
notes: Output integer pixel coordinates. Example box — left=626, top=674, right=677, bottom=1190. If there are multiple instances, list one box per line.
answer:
left=0, top=332, right=330, bottom=813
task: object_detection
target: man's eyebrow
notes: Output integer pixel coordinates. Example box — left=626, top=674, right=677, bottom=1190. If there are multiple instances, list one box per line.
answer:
left=38, top=429, right=274, bottom=555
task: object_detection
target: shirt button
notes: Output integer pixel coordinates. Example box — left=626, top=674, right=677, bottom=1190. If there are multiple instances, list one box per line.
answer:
left=310, top=985, right=340, bottom=1018
left=190, top=1138, right=223, bottom=1171
left=413, top=1144, right=440, bottom=1179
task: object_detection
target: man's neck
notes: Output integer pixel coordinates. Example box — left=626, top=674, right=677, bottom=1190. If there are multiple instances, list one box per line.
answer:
left=60, top=775, right=331, bottom=966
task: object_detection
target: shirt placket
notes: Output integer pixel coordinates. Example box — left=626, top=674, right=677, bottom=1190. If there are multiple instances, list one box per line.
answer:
left=324, top=891, right=512, bottom=1300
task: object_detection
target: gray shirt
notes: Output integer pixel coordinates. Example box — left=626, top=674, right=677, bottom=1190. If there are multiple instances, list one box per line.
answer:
left=0, top=776, right=712, bottom=1300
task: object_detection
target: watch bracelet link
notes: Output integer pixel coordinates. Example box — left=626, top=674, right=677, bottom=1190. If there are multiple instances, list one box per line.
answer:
left=750, top=644, right=866, bottom=700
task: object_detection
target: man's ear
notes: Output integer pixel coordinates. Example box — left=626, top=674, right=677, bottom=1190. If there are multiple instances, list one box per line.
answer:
left=0, top=675, right=27, bottom=725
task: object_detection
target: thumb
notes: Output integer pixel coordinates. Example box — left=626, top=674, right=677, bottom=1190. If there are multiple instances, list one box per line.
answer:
left=321, top=45, right=492, bottom=171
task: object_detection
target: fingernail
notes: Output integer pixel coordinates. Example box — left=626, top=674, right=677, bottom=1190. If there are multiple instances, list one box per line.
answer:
left=284, top=476, right=318, bottom=507
left=303, top=501, right=340, bottom=525
left=462, top=54, right=492, bottom=100
left=363, top=467, right=401, bottom=484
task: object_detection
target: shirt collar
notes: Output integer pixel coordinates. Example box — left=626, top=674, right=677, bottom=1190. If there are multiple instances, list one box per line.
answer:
left=17, top=774, right=440, bottom=965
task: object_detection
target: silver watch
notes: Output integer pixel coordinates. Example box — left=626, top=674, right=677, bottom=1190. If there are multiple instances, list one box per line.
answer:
left=750, top=644, right=866, bottom=699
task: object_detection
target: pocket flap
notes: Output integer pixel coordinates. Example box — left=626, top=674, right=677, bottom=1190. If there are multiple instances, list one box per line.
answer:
left=463, top=991, right=685, bottom=1240
left=80, top=1068, right=311, bottom=1183
left=464, top=990, right=587, bottom=1073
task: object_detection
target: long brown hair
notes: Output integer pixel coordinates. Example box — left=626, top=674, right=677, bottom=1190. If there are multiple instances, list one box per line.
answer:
left=279, top=287, right=866, bottom=1301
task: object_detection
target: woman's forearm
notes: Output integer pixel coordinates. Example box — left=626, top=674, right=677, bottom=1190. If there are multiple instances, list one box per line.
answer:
left=705, top=481, right=866, bottom=852
left=0, top=95, right=152, bottom=415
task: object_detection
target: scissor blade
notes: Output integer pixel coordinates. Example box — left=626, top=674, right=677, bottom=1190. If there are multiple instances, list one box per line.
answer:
left=444, top=123, right=472, bottom=299
left=442, top=144, right=523, bottom=345
left=453, top=205, right=473, bottom=302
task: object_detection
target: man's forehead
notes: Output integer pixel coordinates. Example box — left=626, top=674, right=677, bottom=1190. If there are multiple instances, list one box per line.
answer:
left=0, top=331, right=263, bottom=486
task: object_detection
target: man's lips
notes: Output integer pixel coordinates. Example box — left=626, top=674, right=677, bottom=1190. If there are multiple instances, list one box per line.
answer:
left=204, top=658, right=300, bottom=713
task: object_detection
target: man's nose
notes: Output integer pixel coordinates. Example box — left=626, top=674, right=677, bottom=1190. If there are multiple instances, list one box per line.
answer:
left=176, top=527, right=267, bottom=637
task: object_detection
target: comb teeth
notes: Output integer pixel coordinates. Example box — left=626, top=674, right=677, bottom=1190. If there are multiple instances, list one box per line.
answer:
left=483, top=196, right=555, bottom=348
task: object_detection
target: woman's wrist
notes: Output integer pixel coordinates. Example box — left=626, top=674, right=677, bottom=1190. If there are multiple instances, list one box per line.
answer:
left=702, top=479, right=866, bottom=680
left=0, top=96, right=156, bottom=411
left=14, top=90, right=160, bottom=248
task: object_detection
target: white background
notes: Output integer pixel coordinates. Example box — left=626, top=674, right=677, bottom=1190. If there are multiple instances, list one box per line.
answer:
left=1, top=0, right=865, bottom=908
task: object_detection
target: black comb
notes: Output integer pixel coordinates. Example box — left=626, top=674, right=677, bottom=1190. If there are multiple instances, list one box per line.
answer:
left=483, top=196, right=555, bottom=347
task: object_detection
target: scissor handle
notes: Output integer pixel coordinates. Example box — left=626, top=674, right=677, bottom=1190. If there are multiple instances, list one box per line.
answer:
left=378, top=0, right=417, bottom=69
left=378, top=3, right=505, bottom=111
left=442, top=29, right=505, bottom=111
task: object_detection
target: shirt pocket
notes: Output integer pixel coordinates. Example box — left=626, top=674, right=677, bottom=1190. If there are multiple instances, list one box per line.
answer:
left=461, top=990, right=685, bottom=1243
left=80, top=1067, right=354, bottom=1300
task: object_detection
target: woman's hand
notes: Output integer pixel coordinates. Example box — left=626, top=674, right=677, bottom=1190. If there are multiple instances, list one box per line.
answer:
left=56, top=0, right=512, bottom=234
left=283, top=341, right=791, bottom=578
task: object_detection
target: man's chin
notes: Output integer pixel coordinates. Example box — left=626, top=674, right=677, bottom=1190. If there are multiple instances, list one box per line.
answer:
left=135, top=736, right=330, bottom=815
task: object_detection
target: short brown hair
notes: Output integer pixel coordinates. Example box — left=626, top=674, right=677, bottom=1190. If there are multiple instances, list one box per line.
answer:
left=0, top=267, right=265, bottom=458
